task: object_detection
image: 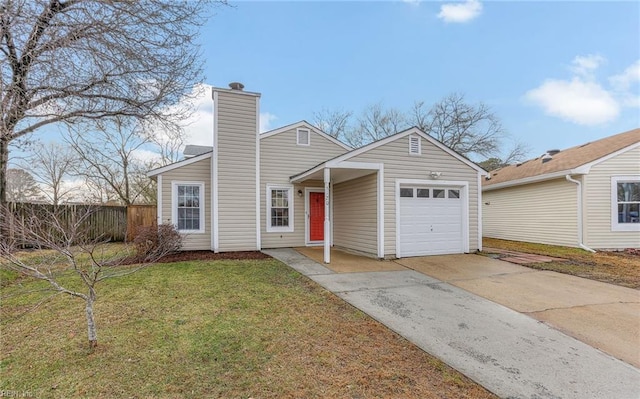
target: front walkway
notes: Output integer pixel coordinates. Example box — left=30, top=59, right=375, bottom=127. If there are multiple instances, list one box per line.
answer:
left=264, top=248, right=640, bottom=399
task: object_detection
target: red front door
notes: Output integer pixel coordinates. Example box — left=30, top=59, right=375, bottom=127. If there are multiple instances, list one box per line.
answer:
left=309, top=192, right=325, bottom=242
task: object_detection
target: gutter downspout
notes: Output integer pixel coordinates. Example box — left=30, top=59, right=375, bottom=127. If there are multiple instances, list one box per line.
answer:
left=565, top=175, right=596, bottom=253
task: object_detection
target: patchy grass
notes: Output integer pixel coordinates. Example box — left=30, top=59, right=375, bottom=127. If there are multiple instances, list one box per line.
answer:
left=1, top=257, right=496, bottom=399
left=483, top=238, right=640, bottom=289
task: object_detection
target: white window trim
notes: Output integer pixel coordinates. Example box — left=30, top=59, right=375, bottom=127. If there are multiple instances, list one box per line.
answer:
left=611, top=176, right=640, bottom=232
left=172, top=181, right=205, bottom=234
left=297, top=128, right=310, bottom=146
left=266, top=184, right=294, bottom=233
left=409, top=135, right=421, bottom=155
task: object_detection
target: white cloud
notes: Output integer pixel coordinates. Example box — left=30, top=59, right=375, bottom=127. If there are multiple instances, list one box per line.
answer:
left=131, top=148, right=162, bottom=164
left=569, top=54, right=606, bottom=79
left=525, top=78, right=619, bottom=125
left=609, top=60, right=640, bottom=91
left=260, top=112, right=277, bottom=133
left=526, top=57, right=639, bottom=126
left=437, top=0, right=482, bottom=23
left=401, top=0, right=421, bottom=6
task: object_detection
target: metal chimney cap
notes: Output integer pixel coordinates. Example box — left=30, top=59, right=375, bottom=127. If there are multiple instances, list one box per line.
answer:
left=229, top=82, right=244, bottom=91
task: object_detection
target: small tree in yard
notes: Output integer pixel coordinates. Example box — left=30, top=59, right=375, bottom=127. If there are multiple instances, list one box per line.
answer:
left=0, top=205, right=182, bottom=349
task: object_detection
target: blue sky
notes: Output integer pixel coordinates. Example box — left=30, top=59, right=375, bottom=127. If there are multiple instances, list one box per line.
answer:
left=182, top=0, right=639, bottom=160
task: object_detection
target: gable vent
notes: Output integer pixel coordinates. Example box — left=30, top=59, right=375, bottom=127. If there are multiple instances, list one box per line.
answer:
left=297, top=128, right=310, bottom=146
left=409, top=135, right=421, bottom=155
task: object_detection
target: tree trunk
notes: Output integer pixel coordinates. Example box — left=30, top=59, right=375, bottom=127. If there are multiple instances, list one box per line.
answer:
left=0, top=137, right=8, bottom=205
left=85, top=296, right=98, bottom=349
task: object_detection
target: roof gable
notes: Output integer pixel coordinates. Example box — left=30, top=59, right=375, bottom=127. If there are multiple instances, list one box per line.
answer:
left=484, top=128, right=640, bottom=189
left=260, top=120, right=352, bottom=150
left=290, top=127, right=487, bottom=182
left=147, top=152, right=212, bottom=177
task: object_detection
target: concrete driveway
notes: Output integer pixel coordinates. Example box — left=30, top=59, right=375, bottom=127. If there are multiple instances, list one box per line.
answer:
left=265, top=248, right=640, bottom=399
left=396, top=254, right=640, bottom=369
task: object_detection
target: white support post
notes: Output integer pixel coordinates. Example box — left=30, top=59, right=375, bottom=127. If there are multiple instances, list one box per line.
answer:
left=324, top=168, right=331, bottom=264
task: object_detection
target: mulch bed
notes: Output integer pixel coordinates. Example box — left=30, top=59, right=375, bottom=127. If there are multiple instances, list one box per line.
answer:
left=156, top=250, right=271, bottom=263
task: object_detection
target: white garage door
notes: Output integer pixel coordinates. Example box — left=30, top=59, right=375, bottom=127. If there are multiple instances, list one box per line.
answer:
left=399, top=186, right=464, bottom=257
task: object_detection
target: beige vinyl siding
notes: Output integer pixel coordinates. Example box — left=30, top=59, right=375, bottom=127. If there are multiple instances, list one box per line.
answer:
left=584, top=147, right=640, bottom=249
left=260, top=128, right=348, bottom=248
left=333, top=173, right=378, bottom=255
left=483, top=178, right=578, bottom=247
left=161, top=157, right=211, bottom=250
left=216, top=91, right=258, bottom=251
left=348, top=135, right=479, bottom=256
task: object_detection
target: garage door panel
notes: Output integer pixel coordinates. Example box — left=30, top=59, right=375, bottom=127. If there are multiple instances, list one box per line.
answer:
left=399, top=185, right=464, bottom=257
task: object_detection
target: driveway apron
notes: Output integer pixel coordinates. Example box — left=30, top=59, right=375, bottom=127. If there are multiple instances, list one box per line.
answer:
left=264, top=248, right=640, bottom=399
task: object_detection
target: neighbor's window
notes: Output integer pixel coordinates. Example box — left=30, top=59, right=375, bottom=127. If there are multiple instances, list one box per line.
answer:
left=612, top=177, right=640, bottom=231
left=297, top=128, right=310, bottom=146
left=267, top=185, right=294, bottom=232
left=172, top=182, right=205, bottom=233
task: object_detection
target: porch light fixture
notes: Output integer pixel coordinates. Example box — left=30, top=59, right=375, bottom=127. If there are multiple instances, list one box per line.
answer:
left=430, top=171, right=442, bottom=179
left=297, top=189, right=303, bottom=197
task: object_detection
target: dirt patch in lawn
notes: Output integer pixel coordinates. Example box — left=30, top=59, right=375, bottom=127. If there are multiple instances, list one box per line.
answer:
left=483, top=238, right=640, bottom=289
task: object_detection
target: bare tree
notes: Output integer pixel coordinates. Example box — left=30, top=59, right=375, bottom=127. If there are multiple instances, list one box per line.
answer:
left=66, top=118, right=152, bottom=205
left=20, top=142, right=78, bottom=205
left=351, top=103, right=408, bottom=148
left=0, top=205, right=182, bottom=349
left=0, top=0, right=226, bottom=204
left=312, top=107, right=353, bottom=142
left=411, top=93, right=504, bottom=159
left=6, top=168, right=44, bottom=201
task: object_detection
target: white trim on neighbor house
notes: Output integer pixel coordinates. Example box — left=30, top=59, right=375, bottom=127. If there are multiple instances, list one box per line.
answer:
left=377, top=164, right=385, bottom=258
left=157, top=175, right=163, bottom=225
left=611, top=175, right=640, bottom=232
left=395, top=179, right=470, bottom=258
left=255, top=96, right=261, bottom=250
left=297, top=128, right=310, bottom=146
left=305, top=187, right=325, bottom=246
left=580, top=142, right=640, bottom=172
left=477, top=173, right=482, bottom=251
left=146, top=152, right=212, bottom=177
left=266, top=184, right=295, bottom=233
left=212, top=90, right=220, bottom=252
left=483, top=169, right=586, bottom=192
left=260, top=120, right=352, bottom=150
left=171, top=181, right=206, bottom=234
left=484, top=142, right=640, bottom=192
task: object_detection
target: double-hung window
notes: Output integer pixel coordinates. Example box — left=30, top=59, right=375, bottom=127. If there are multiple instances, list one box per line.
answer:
left=267, top=185, right=294, bottom=232
left=172, top=182, right=205, bottom=233
left=611, top=176, right=640, bottom=231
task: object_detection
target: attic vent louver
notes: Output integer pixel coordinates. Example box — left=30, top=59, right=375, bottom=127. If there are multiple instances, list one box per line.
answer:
left=542, top=153, right=553, bottom=163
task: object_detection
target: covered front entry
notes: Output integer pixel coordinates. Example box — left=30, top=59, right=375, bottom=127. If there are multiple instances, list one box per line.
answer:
left=306, top=190, right=325, bottom=244
left=397, top=182, right=468, bottom=257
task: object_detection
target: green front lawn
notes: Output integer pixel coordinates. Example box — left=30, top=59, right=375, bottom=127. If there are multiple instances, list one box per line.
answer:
left=1, top=257, right=495, bottom=398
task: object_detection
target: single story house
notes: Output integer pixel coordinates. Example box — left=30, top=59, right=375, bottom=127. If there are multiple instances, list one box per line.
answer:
left=148, top=83, right=487, bottom=263
left=483, top=128, right=640, bottom=251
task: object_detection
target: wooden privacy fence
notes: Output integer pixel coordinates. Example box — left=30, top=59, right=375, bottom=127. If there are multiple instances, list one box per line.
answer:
left=3, top=202, right=127, bottom=243
left=126, top=205, right=157, bottom=241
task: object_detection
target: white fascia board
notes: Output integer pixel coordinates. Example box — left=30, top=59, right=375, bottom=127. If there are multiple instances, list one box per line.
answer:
left=260, top=120, right=352, bottom=150
left=576, top=141, right=640, bottom=173
left=483, top=169, right=586, bottom=191
left=147, top=152, right=212, bottom=177
left=290, top=162, right=327, bottom=183
left=211, top=86, right=261, bottom=98
left=326, top=161, right=383, bottom=170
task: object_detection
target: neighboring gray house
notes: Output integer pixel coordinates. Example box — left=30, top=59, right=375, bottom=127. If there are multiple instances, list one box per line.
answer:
left=483, top=128, right=640, bottom=250
left=148, top=83, right=487, bottom=263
